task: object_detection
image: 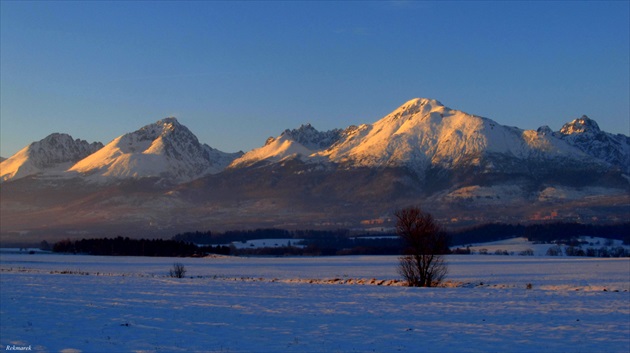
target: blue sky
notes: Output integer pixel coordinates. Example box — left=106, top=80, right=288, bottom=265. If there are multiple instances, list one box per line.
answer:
left=1, top=1, right=628, bottom=156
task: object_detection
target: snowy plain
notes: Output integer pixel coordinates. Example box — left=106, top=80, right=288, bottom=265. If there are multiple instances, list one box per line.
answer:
left=460, top=236, right=630, bottom=257
left=1, top=252, right=629, bottom=353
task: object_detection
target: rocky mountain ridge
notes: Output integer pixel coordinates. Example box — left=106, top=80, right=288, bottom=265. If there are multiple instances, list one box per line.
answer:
left=234, top=98, right=626, bottom=178
left=1, top=98, right=628, bottom=243
left=558, top=116, right=630, bottom=174
left=1, top=118, right=242, bottom=183
left=2, top=99, right=628, bottom=183
left=1, top=133, right=103, bottom=182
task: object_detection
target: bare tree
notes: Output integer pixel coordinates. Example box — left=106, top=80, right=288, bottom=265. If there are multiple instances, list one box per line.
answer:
left=395, top=206, right=449, bottom=287
left=169, top=263, right=187, bottom=278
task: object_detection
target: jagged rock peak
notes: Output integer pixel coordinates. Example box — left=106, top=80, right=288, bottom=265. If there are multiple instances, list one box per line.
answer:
left=560, top=115, right=601, bottom=135
left=281, top=123, right=344, bottom=150
left=536, top=125, right=554, bottom=136
left=123, top=117, right=213, bottom=161
left=35, top=132, right=96, bottom=147
left=264, top=136, right=276, bottom=146
left=155, top=117, right=181, bottom=130
left=556, top=115, right=629, bottom=174
left=281, top=123, right=318, bottom=138
left=27, top=133, right=103, bottom=168
left=134, top=117, right=187, bottom=140
left=1, top=132, right=103, bottom=182
left=281, top=123, right=318, bottom=140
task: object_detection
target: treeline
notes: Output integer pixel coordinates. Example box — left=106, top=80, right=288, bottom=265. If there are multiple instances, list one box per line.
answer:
left=450, top=223, right=524, bottom=245
left=172, top=228, right=352, bottom=245
left=173, top=222, right=629, bottom=256
left=450, top=222, right=630, bottom=246
left=233, top=237, right=404, bottom=256
left=523, top=223, right=630, bottom=244
left=50, top=222, right=629, bottom=258
left=173, top=228, right=403, bottom=256
left=562, top=244, right=629, bottom=258
left=53, top=236, right=230, bottom=257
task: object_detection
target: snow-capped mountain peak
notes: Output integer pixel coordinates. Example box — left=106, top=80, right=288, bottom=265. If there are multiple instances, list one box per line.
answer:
left=320, top=97, right=493, bottom=170
left=557, top=115, right=629, bottom=173
left=559, top=115, right=601, bottom=135
left=0, top=133, right=103, bottom=182
left=229, top=121, right=350, bottom=168
left=2, top=99, right=629, bottom=239
left=382, top=98, right=446, bottom=124
left=112, top=117, right=186, bottom=155
left=69, top=117, right=240, bottom=182
left=4, top=99, right=628, bottom=186
left=228, top=98, right=629, bottom=180
left=28, top=133, right=103, bottom=168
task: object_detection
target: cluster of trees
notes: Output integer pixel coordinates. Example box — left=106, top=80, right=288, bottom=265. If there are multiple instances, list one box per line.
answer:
left=53, top=237, right=230, bottom=257
left=450, top=223, right=524, bottom=245
left=173, top=229, right=292, bottom=244
left=547, top=244, right=629, bottom=257
left=525, top=223, right=630, bottom=244
left=450, top=222, right=630, bottom=246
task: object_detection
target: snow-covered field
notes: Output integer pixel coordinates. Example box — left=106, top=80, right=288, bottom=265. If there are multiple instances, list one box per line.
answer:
left=461, top=236, right=630, bottom=257
left=1, top=252, right=629, bottom=352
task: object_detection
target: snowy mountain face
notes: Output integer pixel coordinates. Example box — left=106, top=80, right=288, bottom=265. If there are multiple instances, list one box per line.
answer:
left=558, top=116, right=630, bottom=174
left=321, top=98, right=617, bottom=176
left=5, top=99, right=624, bottom=184
left=232, top=98, right=620, bottom=182
left=1, top=133, right=103, bottom=182
left=320, top=98, right=491, bottom=170
left=229, top=123, right=345, bottom=168
left=70, top=118, right=241, bottom=182
left=220, top=98, right=628, bottom=230
left=1, top=99, right=628, bottom=241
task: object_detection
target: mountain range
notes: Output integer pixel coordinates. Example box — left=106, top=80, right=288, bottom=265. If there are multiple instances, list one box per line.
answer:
left=1, top=98, right=628, bottom=244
